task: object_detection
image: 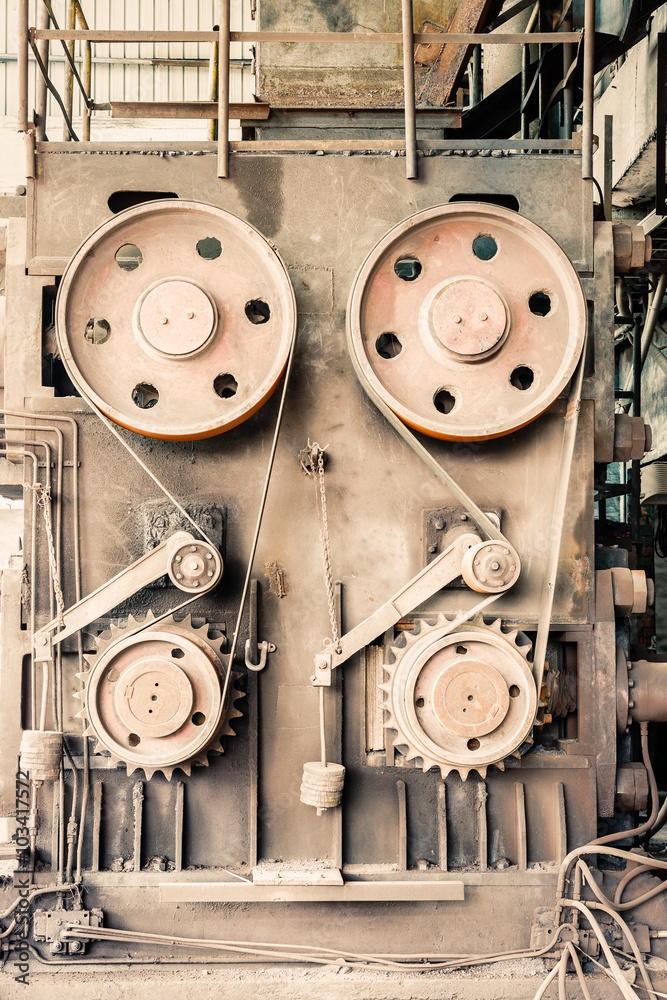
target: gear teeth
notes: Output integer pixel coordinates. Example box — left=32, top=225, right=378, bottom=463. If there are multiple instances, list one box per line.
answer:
left=74, top=708, right=87, bottom=720
left=126, top=762, right=138, bottom=777
left=83, top=725, right=96, bottom=738
left=73, top=690, right=85, bottom=701
left=74, top=671, right=88, bottom=683
left=475, top=766, right=488, bottom=779
left=458, top=767, right=471, bottom=782
left=489, top=618, right=503, bottom=633
left=178, top=763, right=192, bottom=777
left=495, top=759, right=506, bottom=772
left=142, top=767, right=155, bottom=780
left=511, top=750, right=522, bottom=759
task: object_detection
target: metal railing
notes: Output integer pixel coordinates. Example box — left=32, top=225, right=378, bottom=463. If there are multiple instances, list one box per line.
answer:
left=17, top=0, right=597, bottom=182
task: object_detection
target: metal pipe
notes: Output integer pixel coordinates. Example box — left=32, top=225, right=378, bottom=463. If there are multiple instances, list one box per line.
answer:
left=401, top=0, right=417, bottom=180
left=35, top=3, right=51, bottom=141
left=63, top=2, right=76, bottom=141
left=74, top=2, right=92, bottom=141
left=582, top=0, right=595, bottom=178
left=521, top=4, right=539, bottom=142
left=562, top=14, right=573, bottom=141
left=217, top=0, right=230, bottom=179
left=17, top=0, right=29, bottom=132
left=603, top=115, right=613, bottom=217
left=470, top=45, right=482, bottom=107
left=631, top=313, right=642, bottom=543
left=208, top=29, right=219, bottom=142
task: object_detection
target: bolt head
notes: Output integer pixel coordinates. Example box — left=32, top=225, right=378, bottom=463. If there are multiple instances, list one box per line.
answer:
left=176, top=573, right=183, bottom=581
left=190, top=545, right=197, bottom=552
left=187, top=311, right=195, bottom=319
left=159, top=316, right=168, bottom=325
left=490, top=561, right=500, bottom=571
left=479, top=313, right=488, bottom=322
left=453, top=314, right=462, bottom=324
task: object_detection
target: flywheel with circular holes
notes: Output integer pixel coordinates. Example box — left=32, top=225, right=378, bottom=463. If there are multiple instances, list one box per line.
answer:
left=55, top=200, right=296, bottom=440
left=75, top=614, right=244, bottom=780
left=381, top=617, right=536, bottom=780
left=347, top=203, right=587, bottom=441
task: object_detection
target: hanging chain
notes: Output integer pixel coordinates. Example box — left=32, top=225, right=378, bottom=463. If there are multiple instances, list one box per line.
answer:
left=24, top=482, right=65, bottom=628
left=300, top=442, right=340, bottom=652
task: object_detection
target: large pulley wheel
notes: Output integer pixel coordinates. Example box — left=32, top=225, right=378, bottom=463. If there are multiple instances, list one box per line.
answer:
left=56, top=200, right=296, bottom=440
left=347, top=203, right=587, bottom=441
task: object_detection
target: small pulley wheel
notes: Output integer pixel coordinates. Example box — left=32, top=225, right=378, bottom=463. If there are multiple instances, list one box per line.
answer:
left=56, top=200, right=296, bottom=441
left=347, top=203, right=587, bottom=441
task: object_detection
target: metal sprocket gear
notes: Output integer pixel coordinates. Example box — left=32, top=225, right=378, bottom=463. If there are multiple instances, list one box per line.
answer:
left=381, top=616, right=537, bottom=780
left=74, top=613, right=244, bottom=780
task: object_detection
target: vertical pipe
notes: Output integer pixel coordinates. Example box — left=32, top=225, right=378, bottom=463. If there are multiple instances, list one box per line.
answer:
left=656, top=34, right=667, bottom=216
left=208, top=30, right=219, bottom=142
left=582, top=0, right=595, bottom=178
left=401, top=0, right=417, bottom=180
left=603, top=115, right=613, bottom=220
left=35, top=3, right=50, bottom=141
left=470, top=45, right=482, bottom=106
left=217, top=0, right=230, bottom=178
left=562, top=15, right=574, bottom=142
left=175, top=781, right=184, bottom=872
left=17, top=0, right=29, bottom=132
left=521, top=3, right=539, bottom=142
left=63, top=1, right=76, bottom=141
left=133, top=782, right=144, bottom=873
left=75, top=3, right=92, bottom=141
left=631, top=313, right=641, bottom=543
left=91, top=782, right=102, bottom=872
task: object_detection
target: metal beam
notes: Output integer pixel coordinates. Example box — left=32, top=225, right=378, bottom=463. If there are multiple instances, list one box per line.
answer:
left=159, top=881, right=466, bottom=902
left=34, top=29, right=581, bottom=45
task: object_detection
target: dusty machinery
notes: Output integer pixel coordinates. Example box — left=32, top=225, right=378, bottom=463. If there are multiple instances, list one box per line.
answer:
left=2, top=0, right=667, bottom=990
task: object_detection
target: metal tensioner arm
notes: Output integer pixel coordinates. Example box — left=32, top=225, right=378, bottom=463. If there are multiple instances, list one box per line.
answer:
left=33, top=530, right=223, bottom=664
left=312, top=531, right=521, bottom=686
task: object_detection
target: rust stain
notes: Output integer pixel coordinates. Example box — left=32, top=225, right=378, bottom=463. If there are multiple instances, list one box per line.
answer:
left=265, top=560, right=289, bottom=599
left=568, top=555, right=591, bottom=597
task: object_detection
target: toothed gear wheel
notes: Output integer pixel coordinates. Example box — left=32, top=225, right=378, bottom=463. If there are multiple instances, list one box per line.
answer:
left=381, top=617, right=536, bottom=780
left=75, top=614, right=244, bottom=780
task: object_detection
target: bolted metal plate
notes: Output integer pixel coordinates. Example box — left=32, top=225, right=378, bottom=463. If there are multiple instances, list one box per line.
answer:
left=55, top=200, right=297, bottom=441
left=347, top=203, right=587, bottom=441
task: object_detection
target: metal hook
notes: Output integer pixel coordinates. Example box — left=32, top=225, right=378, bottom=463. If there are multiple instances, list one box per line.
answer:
left=245, top=639, right=274, bottom=672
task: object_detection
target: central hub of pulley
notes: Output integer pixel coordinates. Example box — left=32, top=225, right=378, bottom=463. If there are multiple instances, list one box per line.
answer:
left=115, top=657, right=194, bottom=737
left=430, top=278, right=508, bottom=361
left=430, top=658, right=510, bottom=738
left=136, top=278, right=217, bottom=358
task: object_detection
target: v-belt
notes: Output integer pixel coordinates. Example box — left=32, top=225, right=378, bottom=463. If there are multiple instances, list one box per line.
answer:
left=313, top=329, right=588, bottom=713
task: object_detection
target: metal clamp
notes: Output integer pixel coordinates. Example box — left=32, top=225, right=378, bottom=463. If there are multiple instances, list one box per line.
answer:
left=244, top=639, right=275, bottom=672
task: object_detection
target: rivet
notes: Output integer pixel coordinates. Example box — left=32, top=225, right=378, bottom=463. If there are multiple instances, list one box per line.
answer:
left=193, top=581, right=200, bottom=587
left=479, top=313, right=488, bottom=322
left=176, top=573, right=183, bottom=580
left=175, top=555, right=182, bottom=563
left=206, top=552, right=213, bottom=560
left=474, top=559, right=480, bottom=566
left=428, top=544, right=437, bottom=554
left=628, top=700, right=635, bottom=709
left=187, top=311, right=195, bottom=319
left=159, top=316, right=168, bottom=325
left=460, top=514, right=468, bottom=521
left=510, top=564, right=516, bottom=572
left=628, top=679, right=635, bottom=688
left=207, top=570, right=214, bottom=577
left=190, top=545, right=197, bottom=552
left=479, top=576, right=487, bottom=583
left=453, top=315, right=462, bottom=324
left=434, top=518, right=445, bottom=531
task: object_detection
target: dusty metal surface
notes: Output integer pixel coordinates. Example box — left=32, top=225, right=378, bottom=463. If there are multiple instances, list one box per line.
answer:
left=0, top=4, right=664, bottom=986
